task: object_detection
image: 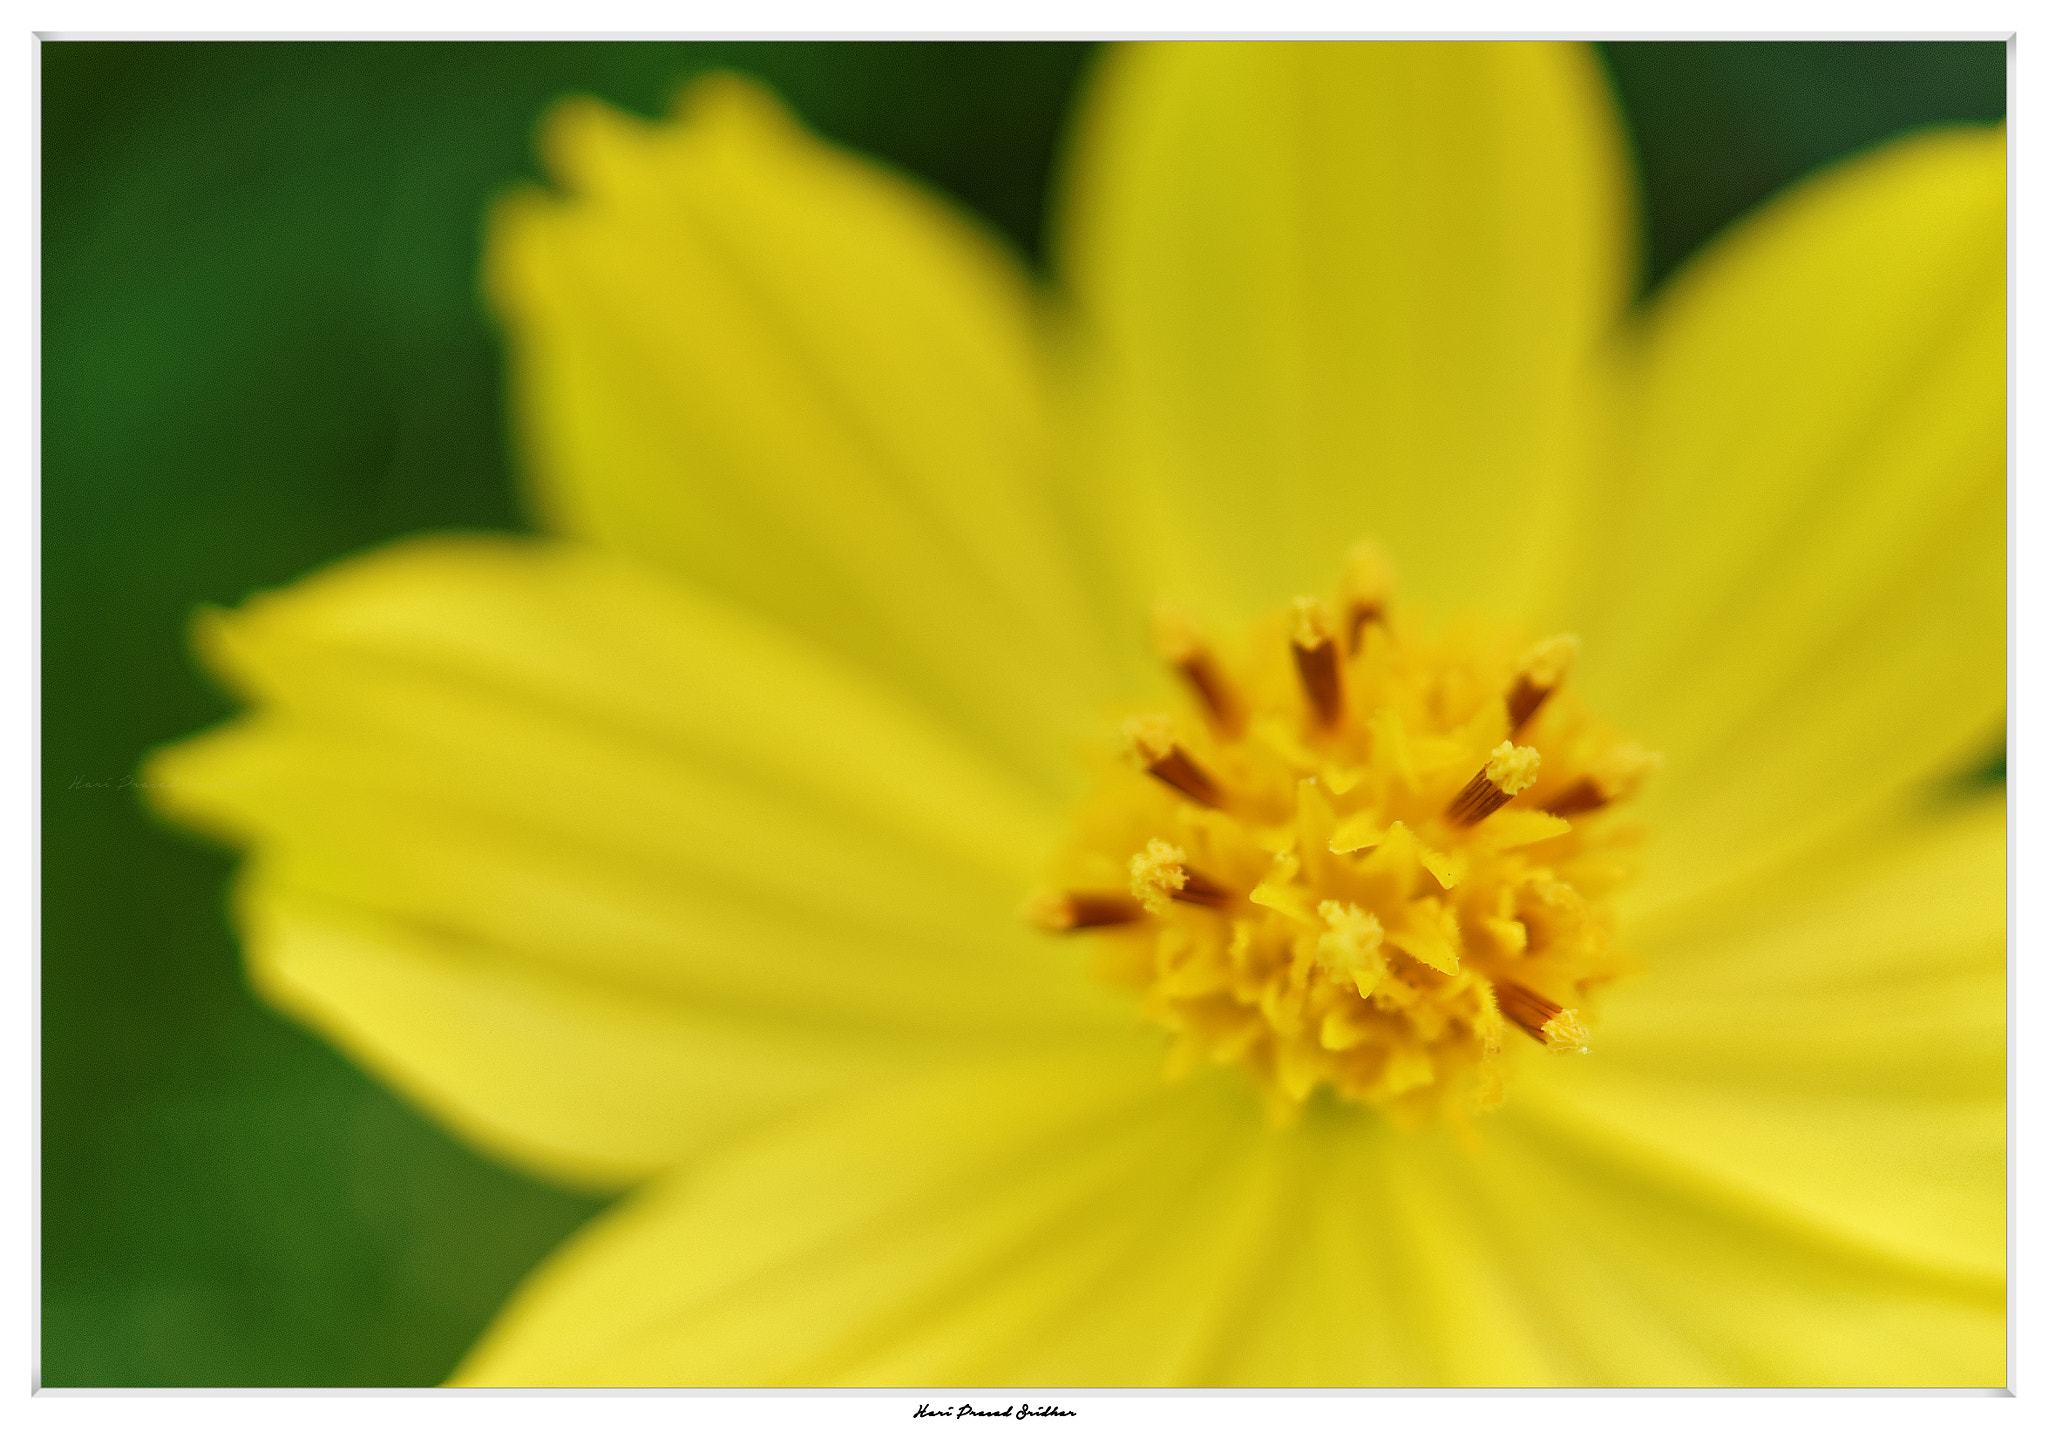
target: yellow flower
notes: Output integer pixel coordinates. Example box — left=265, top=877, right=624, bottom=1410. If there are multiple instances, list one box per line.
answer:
left=147, top=43, right=2005, bottom=1386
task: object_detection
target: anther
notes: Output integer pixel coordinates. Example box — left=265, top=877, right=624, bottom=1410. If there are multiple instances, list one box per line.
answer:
left=1339, top=543, right=1395, bottom=653
left=1122, top=715, right=1224, bottom=808
left=1506, top=634, right=1579, bottom=733
left=1021, top=890, right=1144, bottom=932
left=1289, top=597, right=1343, bottom=728
left=1130, top=839, right=1232, bottom=913
left=1152, top=603, right=1243, bottom=736
left=1544, top=743, right=1661, bottom=817
left=1446, top=741, right=1541, bottom=826
left=1493, top=980, right=1591, bottom=1054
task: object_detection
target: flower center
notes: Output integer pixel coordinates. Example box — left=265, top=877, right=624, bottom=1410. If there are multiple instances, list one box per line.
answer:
left=1029, top=546, right=1656, bottom=1127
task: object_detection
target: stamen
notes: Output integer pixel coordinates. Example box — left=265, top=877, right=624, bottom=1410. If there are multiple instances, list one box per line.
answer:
left=1152, top=603, right=1243, bottom=736
left=1493, top=980, right=1591, bottom=1054
left=1130, top=839, right=1232, bottom=912
left=1339, top=543, right=1395, bottom=653
left=1021, top=890, right=1143, bottom=932
left=1446, top=741, right=1541, bottom=826
left=1289, top=597, right=1343, bottom=728
left=1506, top=634, right=1579, bottom=733
left=1122, top=716, right=1224, bottom=808
left=1544, top=743, right=1662, bottom=817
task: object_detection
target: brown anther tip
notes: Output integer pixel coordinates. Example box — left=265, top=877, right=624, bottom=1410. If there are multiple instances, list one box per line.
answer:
left=1173, top=867, right=1233, bottom=908
left=1121, top=716, right=1224, bottom=808
left=1494, top=980, right=1587, bottom=1051
left=1289, top=597, right=1344, bottom=728
left=1541, top=779, right=1606, bottom=818
left=1506, top=634, right=1579, bottom=733
left=1542, top=744, right=1660, bottom=817
left=1123, top=714, right=1176, bottom=764
left=1023, top=890, right=1143, bottom=932
left=1130, top=840, right=1232, bottom=913
left=1338, top=543, right=1396, bottom=652
left=1447, top=770, right=1511, bottom=826
left=1447, top=742, right=1540, bottom=825
left=1151, top=604, right=1243, bottom=736
left=1345, top=601, right=1386, bottom=654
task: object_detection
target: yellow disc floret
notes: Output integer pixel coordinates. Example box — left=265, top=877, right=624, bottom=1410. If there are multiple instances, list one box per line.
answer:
left=1032, top=545, right=1655, bottom=1128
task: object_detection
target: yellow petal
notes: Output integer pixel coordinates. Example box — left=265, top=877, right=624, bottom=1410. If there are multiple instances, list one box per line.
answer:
left=1570, top=126, right=2005, bottom=908
left=229, top=883, right=958, bottom=1189
left=488, top=76, right=1120, bottom=792
left=1061, top=41, right=1630, bottom=623
left=1404, top=1106, right=2003, bottom=1385
left=1529, top=795, right=2004, bottom=1283
left=453, top=1047, right=1294, bottom=1386
left=146, top=537, right=1123, bottom=1182
left=455, top=1032, right=1999, bottom=1386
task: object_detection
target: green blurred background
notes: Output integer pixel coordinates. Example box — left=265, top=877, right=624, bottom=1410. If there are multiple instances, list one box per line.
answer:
left=41, top=40, right=2007, bottom=1387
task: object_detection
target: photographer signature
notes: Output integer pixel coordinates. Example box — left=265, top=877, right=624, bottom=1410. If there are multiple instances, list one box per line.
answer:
left=914, top=1406, right=1076, bottom=1421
